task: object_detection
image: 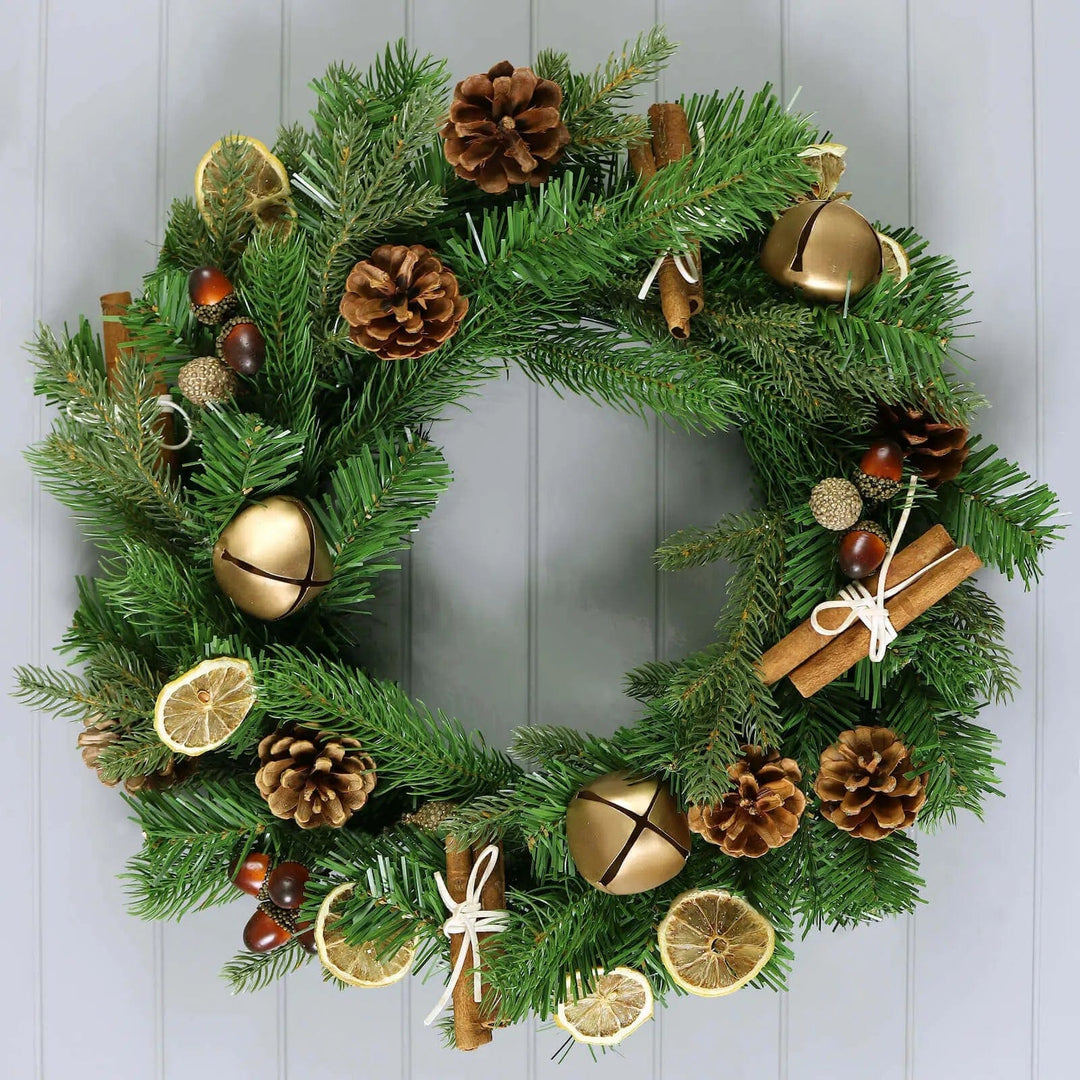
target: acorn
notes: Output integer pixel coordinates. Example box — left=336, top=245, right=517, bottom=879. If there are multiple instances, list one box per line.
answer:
left=809, top=477, right=863, bottom=532
left=229, top=851, right=270, bottom=897
left=853, top=439, right=904, bottom=503
left=295, top=923, right=318, bottom=955
left=188, top=266, right=238, bottom=325
left=216, top=316, right=266, bottom=376
left=266, top=862, right=309, bottom=911
left=177, top=356, right=237, bottom=407
left=839, top=520, right=891, bottom=580
left=243, top=902, right=296, bottom=953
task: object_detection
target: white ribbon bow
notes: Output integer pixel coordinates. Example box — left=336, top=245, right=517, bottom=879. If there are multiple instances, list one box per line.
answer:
left=423, top=843, right=509, bottom=1027
left=809, top=476, right=958, bottom=662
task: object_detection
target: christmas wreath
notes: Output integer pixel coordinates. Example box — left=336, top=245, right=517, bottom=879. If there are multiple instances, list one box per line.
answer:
left=17, top=31, right=1060, bottom=1054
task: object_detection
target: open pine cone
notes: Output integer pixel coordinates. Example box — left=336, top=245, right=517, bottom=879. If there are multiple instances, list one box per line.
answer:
left=255, top=725, right=376, bottom=829
left=688, top=746, right=807, bottom=857
left=440, top=61, right=570, bottom=193
left=340, top=244, right=468, bottom=360
left=814, top=726, right=927, bottom=840
left=876, top=403, right=969, bottom=486
left=78, top=715, right=195, bottom=793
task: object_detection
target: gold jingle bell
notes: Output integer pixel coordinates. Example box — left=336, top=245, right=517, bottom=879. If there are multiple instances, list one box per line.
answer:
left=565, top=770, right=691, bottom=895
left=761, top=199, right=882, bottom=303
left=212, top=495, right=334, bottom=620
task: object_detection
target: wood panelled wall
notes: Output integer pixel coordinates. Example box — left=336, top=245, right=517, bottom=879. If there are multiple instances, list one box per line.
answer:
left=1, top=2, right=1075, bottom=1077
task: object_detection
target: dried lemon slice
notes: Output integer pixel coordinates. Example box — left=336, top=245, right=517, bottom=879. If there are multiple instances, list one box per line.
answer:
left=555, top=967, right=654, bottom=1046
left=657, top=888, right=774, bottom=997
left=314, top=883, right=415, bottom=988
left=878, top=231, right=912, bottom=284
left=153, top=656, right=255, bottom=755
left=799, top=141, right=848, bottom=199
left=194, top=135, right=295, bottom=237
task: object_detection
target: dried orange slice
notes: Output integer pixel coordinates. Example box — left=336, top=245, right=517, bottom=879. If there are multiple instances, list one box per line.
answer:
left=657, top=888, right=774, bottom=997
left=194, top=135, right=295, bottom=237
left=555, top=967, right=654, bottom=1046
left=878, top=231, right=912, bottom=284
left=799, top=141, right=848, bottom=199
left=153, top=657, right=255, bottom=756
left=314, top=883, right=415, bottom=988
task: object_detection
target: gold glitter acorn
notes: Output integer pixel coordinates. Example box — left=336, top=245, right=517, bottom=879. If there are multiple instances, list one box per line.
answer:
left=212, top=495, right=334, bottom=620
left=565, top=771, right=690, bottom=895
left=809, top=477, right=863, bottom=532
left=177, top=356, right=237, bottom=407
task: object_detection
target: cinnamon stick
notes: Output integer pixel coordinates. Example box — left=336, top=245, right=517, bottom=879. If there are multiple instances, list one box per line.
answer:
left=788, top=545, right=982, bottom=698
left=756, top=525, right=957, bottom=686
left=686, top=242, right=705, bottom=316
left=100, top=292, right=177, bottom=473
left=648, top=103, right=695, bottom=338
left=444, top=838, right=491, bottom=1051
left=472, top=839, right=505, bottom=1031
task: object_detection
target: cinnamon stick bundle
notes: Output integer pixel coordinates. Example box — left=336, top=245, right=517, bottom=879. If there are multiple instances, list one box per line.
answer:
left=444, top=838, right=492, bottom=1051
left=472, top=839, right=505, bottom=1031
left=100, top=292, right=177, bottom=473
left=756, top=525, right=956, bottom=686
left=788, top=544, right=982, bottom=698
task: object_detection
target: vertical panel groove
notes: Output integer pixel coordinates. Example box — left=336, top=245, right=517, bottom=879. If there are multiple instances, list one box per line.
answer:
left=279, top=0, right=290, bottom=130
left=1028, top=1, right=1045, bottom=1076
left=32, top=3, right=50, bottom=1075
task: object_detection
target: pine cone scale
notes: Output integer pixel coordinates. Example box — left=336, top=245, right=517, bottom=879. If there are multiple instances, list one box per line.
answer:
left=876, top=403, right=969, bottom=485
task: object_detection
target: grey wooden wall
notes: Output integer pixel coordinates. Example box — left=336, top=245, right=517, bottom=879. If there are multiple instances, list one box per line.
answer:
left=1, top=1, right=1076, bottom=1077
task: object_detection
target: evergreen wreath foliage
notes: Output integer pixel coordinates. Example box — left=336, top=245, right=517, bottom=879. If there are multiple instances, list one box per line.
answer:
left=16, top=31, right=1060, bottom=1035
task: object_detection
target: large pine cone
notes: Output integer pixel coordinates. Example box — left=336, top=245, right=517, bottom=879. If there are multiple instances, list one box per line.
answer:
left=688, top=746, right=807, bottom=858
left=255, top=726, right=376, bottom=829
left=340, top=245, right=468, bottom=360
left=440, top=61, right=570, bottom=194
left=814, top=726, right=927, bottom=840
left=877, top=403, right=969, bottom=486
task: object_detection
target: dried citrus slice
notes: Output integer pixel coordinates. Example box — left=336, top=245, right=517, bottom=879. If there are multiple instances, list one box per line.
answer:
left=878, top=231, right=912, bottom=284
left=314, top=883, right=415, bottom=988
left=799, top=141, right=848, bottom=199
left=153, top=656, right=255, bottom=755
left=657, top=888, right=774, bottom=997
left=555, top=967, right=654, bottom=1046
left=194, top=135, right=295, bottom=236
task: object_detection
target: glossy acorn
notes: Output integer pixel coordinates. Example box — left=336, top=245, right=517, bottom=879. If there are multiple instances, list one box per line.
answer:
left=853, top=439, right=904, bottom=503
left=188, top=266, right=238, bottom=325
left=243, top=905, right=294, bottom=953
left=216, top=316, right=266, bottom=376
left=266, top=862, right=310, bottom=911
left=229, top=851, right=270, bottom=896
left=295, top=923, right=318, bottom=955
left=838, top=521, right=891, bottom=580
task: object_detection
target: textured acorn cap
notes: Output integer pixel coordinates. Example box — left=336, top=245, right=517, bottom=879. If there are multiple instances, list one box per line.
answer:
left=190, top=293, right=239, bottom=326
left=853, top=469, right=902, bottom=504
left=809, top=477, right=863, bottom=531
left=849, top=520, right=891, bottom=543
left=177, top=356, right=237, bottom=406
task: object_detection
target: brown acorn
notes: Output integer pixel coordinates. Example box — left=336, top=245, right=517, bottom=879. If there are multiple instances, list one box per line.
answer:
left=853, top=439, right=904, bottom=503
left=266, top=862, right=309, bottom=911
left=230, top=851, right=270, bottom=897
left=188, top=266, right=238, bottom=325
left=216, top=316, right=265, bottom=376
left=839, top=521, right=890, bottom=580
left=243, top=904, right=294, bottom=953
left=295, top=924, right=318, bottom=954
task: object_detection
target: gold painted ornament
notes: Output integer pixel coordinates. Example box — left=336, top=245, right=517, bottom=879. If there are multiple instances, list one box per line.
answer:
left=565, top=770, right=690, bottom=895
left=761, top=199, right=882, bottom=303
left=212, top=495, right=333, bottom=620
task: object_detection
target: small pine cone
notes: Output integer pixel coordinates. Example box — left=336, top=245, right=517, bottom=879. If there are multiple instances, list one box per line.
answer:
left=814, top=726, right=927, bottom=841
left=123, top=754, right=198, bottom=796
left=809, top=477, right=863, bottom=531
left=876, top=403, right=969, bottom=486
left=177, top=356, right=237, bottom=406
left=440, top=61, right=570, bottom=194
left=340, top=245, right=468, bottom=360
left=255, top=725, right=376, bottom=829
left=77, top=717, right=121, bottom=787
left=689, top=746, right=807, bottom=858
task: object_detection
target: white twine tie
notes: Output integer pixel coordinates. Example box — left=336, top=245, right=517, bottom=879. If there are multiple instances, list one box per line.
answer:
left=809, top=476, right=958, bottom=662
left=637, top=249, right=699, bottom=300
left=423, top=843, right=509, bottom=1027
left=65, top=394, right=193, bottom=451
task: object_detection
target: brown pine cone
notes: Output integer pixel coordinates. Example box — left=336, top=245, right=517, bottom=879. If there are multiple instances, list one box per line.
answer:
left=340, top=245, right=468, bottom=360
left=814, top=726, right=927, bottom=840
left=440, top=61, right=570, bottom=194
left=688, top=746, right=807, bottom=858
left=255, top=725, right=376, bottom=829
left=123, top=754, right=197, bottom=795
left=876, top=403, right=969, bottom=486
left=78, top=716, right=196, bottom=793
